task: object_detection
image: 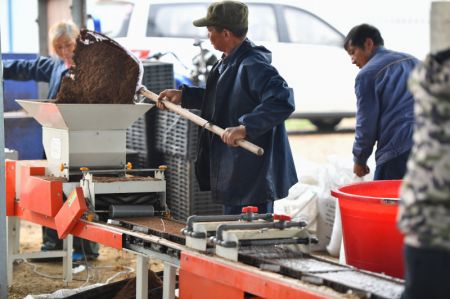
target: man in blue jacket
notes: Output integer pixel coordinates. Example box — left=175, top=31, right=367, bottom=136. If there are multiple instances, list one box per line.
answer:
left=344, top=24, right=419, bottom=180
left=157, top=0, right=297, bottom=214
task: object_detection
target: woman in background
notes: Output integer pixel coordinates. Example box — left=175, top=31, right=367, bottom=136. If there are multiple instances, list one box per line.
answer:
left=4, top=21, right=77, bottom=98
left=3, top=21, right=99, bottom=261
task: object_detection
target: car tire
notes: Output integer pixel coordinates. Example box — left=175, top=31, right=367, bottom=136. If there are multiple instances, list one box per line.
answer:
left=310, top=118, right=342, bottom=131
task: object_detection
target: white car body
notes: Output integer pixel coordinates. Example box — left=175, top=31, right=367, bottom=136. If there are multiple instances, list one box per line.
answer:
left=89, top=0, right=359, bottom=129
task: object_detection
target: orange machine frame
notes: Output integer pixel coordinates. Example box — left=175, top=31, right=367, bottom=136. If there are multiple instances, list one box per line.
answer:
left=5, top=160, right=122, bottom=249
left=5, top=160, right=16, bottom=216
left=179, top=251, right=331, bottom=299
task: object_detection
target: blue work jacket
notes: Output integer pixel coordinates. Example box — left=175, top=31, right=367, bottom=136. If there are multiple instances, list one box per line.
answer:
left=3, top=56, right=68, bottom=99
left=182, top=39, right=298, bottom=206
left=353, top=47, right=419, bottom=166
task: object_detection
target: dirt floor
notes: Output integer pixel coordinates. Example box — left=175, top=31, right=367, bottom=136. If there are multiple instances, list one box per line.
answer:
left=8, top=220, right=164, bottom=299
left=8, top=120, right=356, bottom=298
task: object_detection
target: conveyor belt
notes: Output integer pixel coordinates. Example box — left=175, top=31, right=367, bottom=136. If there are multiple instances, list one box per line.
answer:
left=238, top=246, right=404, bottom=299
left=111, top=217, right=185, bottom=244
left=104, top=217, right=403, bottom=298
left=101, top=217, right=185, bottom=266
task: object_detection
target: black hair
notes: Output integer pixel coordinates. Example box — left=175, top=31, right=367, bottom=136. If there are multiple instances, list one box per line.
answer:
left=343, top=24, right=384, bottom=50
left=213, top=26, right=248, bottom=38
left=434, top=48, right=450, bottom=64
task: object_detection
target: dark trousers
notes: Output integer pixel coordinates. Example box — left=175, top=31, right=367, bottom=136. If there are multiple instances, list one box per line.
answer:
left=374, top=150, right=410, bottom=180
left=402, top=244, right=450, bottom=299
left=223, top=201, right=274, bottom=215
left=43, top=227, right=99, bottom=256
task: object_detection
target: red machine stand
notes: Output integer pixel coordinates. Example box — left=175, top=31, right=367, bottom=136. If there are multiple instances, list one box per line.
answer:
left=55, top=187, right=88, bottom=239
left=6, top=160, right=123, bottom=250
left=5, top=160, right=16, bottom=216
left=19, top=165, right=63, bottom=217
left=179, top=251, right=330, bottom=299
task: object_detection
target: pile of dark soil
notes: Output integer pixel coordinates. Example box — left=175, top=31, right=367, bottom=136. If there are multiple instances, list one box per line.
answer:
left=56, top=30, right=140, bottom=104
left=64, top=270, right=163, bottom=299
left=113, top=270, right=163, bottom=299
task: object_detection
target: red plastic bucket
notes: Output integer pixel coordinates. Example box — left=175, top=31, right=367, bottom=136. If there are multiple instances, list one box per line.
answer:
left=331, top=180, right=404, bottom=278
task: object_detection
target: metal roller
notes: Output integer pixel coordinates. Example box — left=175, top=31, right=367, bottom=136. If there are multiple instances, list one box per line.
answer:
left=109, top=205, right=155, bottom=218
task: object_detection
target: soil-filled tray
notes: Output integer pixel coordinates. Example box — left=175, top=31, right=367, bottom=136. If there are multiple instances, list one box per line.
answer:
left=116, top=217, right=186, bottom=244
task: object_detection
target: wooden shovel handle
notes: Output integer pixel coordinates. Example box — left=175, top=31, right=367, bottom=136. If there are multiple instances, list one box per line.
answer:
left=139, top=87, right=264, bottom=156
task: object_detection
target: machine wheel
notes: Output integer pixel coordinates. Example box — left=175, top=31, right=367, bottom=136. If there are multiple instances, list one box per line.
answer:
left=310, top=118, right=342, bottom=131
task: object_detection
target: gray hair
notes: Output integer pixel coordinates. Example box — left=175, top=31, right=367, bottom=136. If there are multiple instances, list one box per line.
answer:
left=49, top=21, right=79, bottom=44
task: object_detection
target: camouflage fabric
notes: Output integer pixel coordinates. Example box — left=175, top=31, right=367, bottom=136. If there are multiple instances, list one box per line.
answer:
left=398, top=49, right=450, bottom=251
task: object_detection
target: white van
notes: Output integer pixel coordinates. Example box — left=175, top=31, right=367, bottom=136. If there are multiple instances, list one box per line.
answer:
left=88, top=0, right=359, bottom=130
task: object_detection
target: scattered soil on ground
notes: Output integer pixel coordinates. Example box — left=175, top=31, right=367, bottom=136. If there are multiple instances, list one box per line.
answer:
left=8, top=221, right=164, bottom=299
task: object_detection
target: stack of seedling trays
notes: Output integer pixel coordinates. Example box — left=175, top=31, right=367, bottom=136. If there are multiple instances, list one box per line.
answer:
left=155, top=109, right=223, bottom=220
left=126, top=61, right=174, bottom=167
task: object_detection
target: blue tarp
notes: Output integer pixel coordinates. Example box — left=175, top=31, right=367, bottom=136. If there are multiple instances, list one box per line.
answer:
left=2, top=53, right=44, bottom=159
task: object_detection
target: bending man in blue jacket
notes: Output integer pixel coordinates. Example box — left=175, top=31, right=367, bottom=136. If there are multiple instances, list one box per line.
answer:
left=344, top=24, right=419, bottom=180
left=157, top=0, right=298, bottom=215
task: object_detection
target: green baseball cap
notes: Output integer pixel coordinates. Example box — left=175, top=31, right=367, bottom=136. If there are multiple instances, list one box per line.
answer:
left=193, top=1, right=248, bottom=32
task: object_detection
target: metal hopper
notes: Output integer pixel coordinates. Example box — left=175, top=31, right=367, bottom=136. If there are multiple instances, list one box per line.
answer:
left=16, top=100, right=152, bottom=179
